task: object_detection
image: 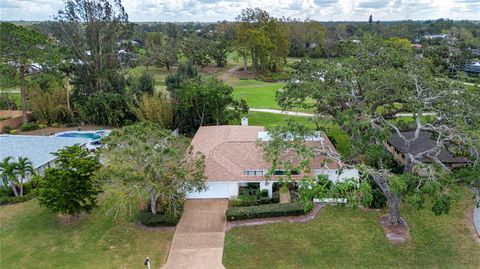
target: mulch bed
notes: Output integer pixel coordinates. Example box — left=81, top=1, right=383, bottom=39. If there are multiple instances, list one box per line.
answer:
left=231, top=68, right=256, bottom=80
left=225, top=203, right=324, bottom=231
left=379, top=215, right=411, bottom=243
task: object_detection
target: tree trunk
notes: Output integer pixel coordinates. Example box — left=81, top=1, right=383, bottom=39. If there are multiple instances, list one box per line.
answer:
left=386, top=193, right=401, bottom=224
left=402, top=153, right=415, bottom=174
left=373, top=174, right=402, bottom=225
left=150, top=192, right=157, bottom=214
left=19, top=178, right=24, bottom=196
left=64, top=76, right=71, bottom=112
left=10, top=183, right=19, bottom=197
left=19, top=70, right=28, bottom=123
left=243, top=54, right=248, bottom=71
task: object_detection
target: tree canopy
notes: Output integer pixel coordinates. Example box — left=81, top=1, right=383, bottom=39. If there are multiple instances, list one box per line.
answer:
left=277, top=35, right=480, bottom=224
left=97, top=122, right=207, bottom=219
left=235, top=8, right=288, bottom=73
left=37, top=146, right=101, bottom=216
left=0, top=22, right=58, bottom=123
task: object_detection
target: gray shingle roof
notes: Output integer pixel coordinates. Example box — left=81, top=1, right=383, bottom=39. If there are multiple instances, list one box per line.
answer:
left=387, top=131, right=470, bottom=164
left=0, top=135, right=90, bottom=169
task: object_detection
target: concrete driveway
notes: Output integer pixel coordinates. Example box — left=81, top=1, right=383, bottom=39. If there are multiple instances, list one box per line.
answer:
left=161, top=199, right=229, bottom=269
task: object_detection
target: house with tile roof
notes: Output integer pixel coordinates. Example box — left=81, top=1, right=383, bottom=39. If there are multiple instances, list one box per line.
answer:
left=186, top=125, right=359, bottom=199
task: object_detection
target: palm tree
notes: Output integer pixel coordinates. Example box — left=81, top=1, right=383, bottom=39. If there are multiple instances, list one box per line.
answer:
left=0, top=156, right=19, bottom=196
left=15, top=157, right=34, bottom=196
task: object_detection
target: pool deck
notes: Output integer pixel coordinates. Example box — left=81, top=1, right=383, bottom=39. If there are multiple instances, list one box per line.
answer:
left=17, top=125, right=113, bottom=136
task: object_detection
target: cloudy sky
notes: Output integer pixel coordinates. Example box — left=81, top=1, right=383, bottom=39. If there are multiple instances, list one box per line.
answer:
left=0, top=0, right=479, bottom=22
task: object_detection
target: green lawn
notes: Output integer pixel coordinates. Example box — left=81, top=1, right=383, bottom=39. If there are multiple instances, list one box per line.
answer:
left=245, top=111, right=351, bottom=156
left=0, top=200, right=173, bottom=269
left=223, top=187, right=480, bottom=269
left=232, top=79, right=285, bottom=110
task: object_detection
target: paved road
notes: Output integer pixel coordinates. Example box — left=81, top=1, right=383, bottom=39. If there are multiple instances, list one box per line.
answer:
left=249, top=108, right=314, bottom=117
left=249, top=108, right=436, bottom=118
left=161, top=199, right=228, bottom=269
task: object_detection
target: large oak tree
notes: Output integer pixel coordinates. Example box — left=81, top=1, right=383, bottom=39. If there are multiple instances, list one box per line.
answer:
left=277, top=35, right=480, bottom=225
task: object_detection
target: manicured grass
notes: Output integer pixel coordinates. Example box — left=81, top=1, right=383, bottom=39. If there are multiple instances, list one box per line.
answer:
left=232, top=79, right=286, bottom=110
left=223, top=187, right=480, bottom=269
left=0, top=200, right=173, bottom=269
left=245, top=111, right=351, bottom=156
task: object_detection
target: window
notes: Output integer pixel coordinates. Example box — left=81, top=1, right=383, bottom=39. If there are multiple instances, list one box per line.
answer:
left=243, top=170, right=267, bottom=176
left=274, top=170, right=299, bottom=175
left=244, top=170, right=299, bottom=176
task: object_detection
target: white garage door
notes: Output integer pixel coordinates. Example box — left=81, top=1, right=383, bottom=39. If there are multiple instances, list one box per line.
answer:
left=187, top=182, right=237, bottom=199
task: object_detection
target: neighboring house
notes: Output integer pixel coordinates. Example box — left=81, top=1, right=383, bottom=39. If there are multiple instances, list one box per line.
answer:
left=463, top=62, right=480, bottom=76
left=385, top=131, right=470, bottom=170
left=186, top=125, right=358, bottom=199
left=471, top=48, right=480, bottom=57
left=0, top=135, right=91, bottom=176
left=423, top=34, right=451, bottom=40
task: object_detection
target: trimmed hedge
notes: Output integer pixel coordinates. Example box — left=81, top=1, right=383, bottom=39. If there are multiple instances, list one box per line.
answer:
left=138, top=211, right=180, bottom=227
left=0, top=192, right=36, bottom=205
left=229, top=195, right=258, bottom=207
left=226, top=202, right=306, bottom=221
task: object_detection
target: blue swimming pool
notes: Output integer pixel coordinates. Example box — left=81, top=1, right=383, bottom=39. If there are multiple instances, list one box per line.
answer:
left=55, top=130, right=109, bottom=140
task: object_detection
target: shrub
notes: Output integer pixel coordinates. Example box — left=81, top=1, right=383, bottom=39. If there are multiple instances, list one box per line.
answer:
left=366, top=178, right=387, bottom=209
left=130, top=93, right=174, bottom=129
left=2, top=125, right=12, bottom=134
left=258, top=197, right=270, bottom=205
left=0, top=94, right=17, bottom=110
left=138, top=211, right=180, bottom=226
left=271, top=191, right=280, bottom=203
left=9, top=129, right=17, bottom=135
left=260, top=189, right=269, bottom=198
left=0, top=186, right=13, bottom=197
left=0, top=192, right=36, bottom=205
left=20, top=122, right=38, bottom=131
left=128, top=72, right=155, bottom=96
left=37, top=122, right=48, bottom=129
left=226, top=201, right=306, bottom=221
left=229, top=194, right=258, bottom=207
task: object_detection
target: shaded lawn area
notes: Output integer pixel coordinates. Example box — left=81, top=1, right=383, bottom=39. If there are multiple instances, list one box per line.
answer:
left=127, top=65, right=173, bottom=94
left=0, top=200, right=173, bottom=269
left=223, top=187, right=480, bottom=269
left=232, top=79, right=285, bottom=110
left=246, top=111, right=351, bottom=156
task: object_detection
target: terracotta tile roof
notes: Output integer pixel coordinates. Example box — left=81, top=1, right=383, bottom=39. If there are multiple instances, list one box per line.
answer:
left=191, top=125, right=340, bottom=182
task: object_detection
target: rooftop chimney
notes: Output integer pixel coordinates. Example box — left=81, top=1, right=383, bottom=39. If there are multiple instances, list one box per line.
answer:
left=241, top=117, right=248, bottom=126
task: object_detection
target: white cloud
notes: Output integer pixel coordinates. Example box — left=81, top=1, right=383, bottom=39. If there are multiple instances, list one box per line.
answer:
left=0, top=0, right=478, bottom=21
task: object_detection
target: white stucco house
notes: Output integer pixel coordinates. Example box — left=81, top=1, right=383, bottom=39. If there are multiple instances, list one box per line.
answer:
left=186, top=125, right=359, bottom=199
